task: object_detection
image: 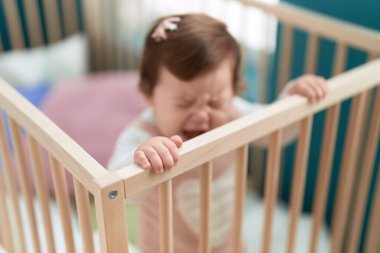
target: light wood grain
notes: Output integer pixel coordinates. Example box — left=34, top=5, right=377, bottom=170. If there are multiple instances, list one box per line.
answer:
left=330, top=92, right=368, bottom=253
left=346, top=87, right=380, bottom=253
left=0, top=115, right=27, bottom=253
left=2, top=0, right=24, bottom=49
left=26, top=134, right=56, bottom=253
left=232, top=145, right=248, bottom=253
left=50, top=155, right=76, bottom=253
left=261, top=130, right=282, bottom=253
left=9, top=118, right=41, bottom=253
left=159, top=180, right=173, bottom=253
left=241, top=0, right=380, bottom=53
left=0, top=79, right=108, bottom=194
left=309, top=104, right=340, bottom=253
left=199, top=162, right=212, bottom=253
left=116, top=59, right=380, bottom=197
left=74, top=178, right=95, bottom=253
left=94, top=174, right=129, bottom=253
left=286, top=116, right=312, bottom=253
left=23, top=0, right=44, bottom=47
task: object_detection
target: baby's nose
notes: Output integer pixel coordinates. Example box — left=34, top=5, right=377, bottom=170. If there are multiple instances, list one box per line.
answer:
left=187, top=108, right=210, bottom=129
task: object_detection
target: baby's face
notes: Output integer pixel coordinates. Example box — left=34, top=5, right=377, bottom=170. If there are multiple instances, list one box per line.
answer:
left=149, top=57, right=237, bottom=141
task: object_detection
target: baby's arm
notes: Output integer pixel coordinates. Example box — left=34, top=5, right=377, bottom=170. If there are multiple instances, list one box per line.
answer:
left=253, top=75, right=328, bottom=147
left=134, top=135, right=183, bottom=173
left=280, top=74, right=328, bottom=102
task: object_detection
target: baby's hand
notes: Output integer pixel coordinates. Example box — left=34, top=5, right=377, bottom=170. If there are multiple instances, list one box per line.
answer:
left=134, top=135, right=183, bottom=173
left=285, top=75, right=328, bottom=103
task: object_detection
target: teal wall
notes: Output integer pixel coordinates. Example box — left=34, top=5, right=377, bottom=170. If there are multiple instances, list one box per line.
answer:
left=269, top=1, right=380, bottom=252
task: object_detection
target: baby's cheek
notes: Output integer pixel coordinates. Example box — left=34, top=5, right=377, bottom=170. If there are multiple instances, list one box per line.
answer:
left=211, top=110, right=232, bottom=129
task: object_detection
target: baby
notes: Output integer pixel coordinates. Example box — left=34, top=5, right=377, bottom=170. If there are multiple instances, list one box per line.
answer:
left=108, top=13, right=327, bottom=253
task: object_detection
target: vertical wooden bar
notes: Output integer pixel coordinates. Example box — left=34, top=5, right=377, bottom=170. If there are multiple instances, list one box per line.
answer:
left=74, top=178, right=95, bottom=253
left=286, top=116, right=312, bottom=253
left=159, top=180, right=173, bottom=253
left=114, top=0, right=124, bottom=69
left=305, top=33, right=318, bottom=74
left=0, top=115, right=27, bottom=253
left=332, top=42, right=347, bottom=76
left=2, top=0, right=24, bottom=49
left=199, top=162, right=212, bottom=253
left=125, top=0, right=135, bottom=68
left=83, top=0, right=102, bottom=71
left=26, top=134, right=56, bottom=253
left=8, top=118, right=41, bottom=253
left=102, top=0, right=113, bottom=70
left=23, top=0, right=44, bottom=47
left=0, top=173, right=15, bottom=253
left=364, top=164, right=380, bottom=253
left=41, top=0, right=61, bottom=42
left=232, top=145, right=249, bottom=253
left=309, top=42, right=346, bottom=252
left=277, top=23, right=293, bottom=94
left=330, top=92, right=368, bottom=253
left=62, top=0, right=78, bottom=36
left=309, top=104, right=340, bottom=253
left=346, top=87, right=380, bottom=253
left=49, top=155, right=76, bottom=253
left=261, top=130, right=283, bottom=253
left=95, top=176, right=129, bottom=253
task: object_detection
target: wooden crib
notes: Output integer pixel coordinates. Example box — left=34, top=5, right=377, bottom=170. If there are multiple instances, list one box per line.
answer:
left=0, top=0, right=380, bottom=253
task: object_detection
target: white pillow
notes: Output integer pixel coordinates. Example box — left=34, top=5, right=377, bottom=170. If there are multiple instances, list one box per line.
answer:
left=0, top=33, right=88, bottom=87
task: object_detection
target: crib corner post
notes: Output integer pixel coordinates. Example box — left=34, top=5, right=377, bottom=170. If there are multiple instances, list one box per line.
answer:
left=94, top=173, right=129, bottom=253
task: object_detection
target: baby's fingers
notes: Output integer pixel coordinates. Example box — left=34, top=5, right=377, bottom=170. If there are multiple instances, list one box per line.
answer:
left=134, top=150, right=151, bottom=170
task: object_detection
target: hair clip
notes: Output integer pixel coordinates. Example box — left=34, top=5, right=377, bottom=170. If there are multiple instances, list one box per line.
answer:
left=151, top=16, right=181, bottom=42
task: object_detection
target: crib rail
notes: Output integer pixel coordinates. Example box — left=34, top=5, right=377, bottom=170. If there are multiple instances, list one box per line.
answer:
left=113, top=59, right=380, bottom=253
left=0, top=79, right=110, bottom=252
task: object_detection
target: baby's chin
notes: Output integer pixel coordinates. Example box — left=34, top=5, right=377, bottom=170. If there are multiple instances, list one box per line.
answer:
left=180, top=130, right=207, bottom=141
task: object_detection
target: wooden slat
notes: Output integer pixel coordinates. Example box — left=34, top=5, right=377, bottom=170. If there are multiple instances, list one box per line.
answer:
left=240, top=0, right=380, bottom=54
left=8, top=118, right=41, bottom=253
left=117, top=59, right=380, bottom=198
left=159, top=180, right=173, bottom=253
left=102, top=0, right=113, bottom=70
left=0, top=79, right=108, bottom=194
left=23, top=0, right=44, bottom=47
left=346, top=87, right=380, bottom=253
left=0, top=115, right=27, bottom=253
left=286, top=116, right=312, bottom=253
left=74, top=178, right=95, bottom=253
left=333, top=42, right=347, bottom=75
left=114, top=0, right=124, bottom=69
left=50, top=155, right=76, bottom=253
left=62, top=0, right=78, bottom=36
left=364, top=164, right=380, bottom=253
left=125, top=0, right=135, bottom=68
left=94, top=174, right=129, bottom=253
left=232, top=145, right=248, bottom=253
left=305, top=33, right=319, bottom=74
left=41, top=0, right=61, bottom=42
left=0, top=173, right=15, bottom=253
left=330, top=92, right=368, bottom=253
left=277, top=23, right=293, bottom=94
left=26, top=134, right=56, bottom=253
left=2, top=0, right=24, bottom=49
left=309, top=104, right=340, bottom=253
left=261, top=130, right=283, bottom=253
left=199, top=162, right=212, bottom=253
left=83, top=0, right=102, bottom=71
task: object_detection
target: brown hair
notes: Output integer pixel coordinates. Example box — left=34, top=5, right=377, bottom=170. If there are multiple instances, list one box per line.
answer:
left=139, top=13, right=242, bottom=97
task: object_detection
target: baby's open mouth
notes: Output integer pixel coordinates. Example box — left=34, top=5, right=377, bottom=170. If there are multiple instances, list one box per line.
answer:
left=182, top=130, right=206, bottom=140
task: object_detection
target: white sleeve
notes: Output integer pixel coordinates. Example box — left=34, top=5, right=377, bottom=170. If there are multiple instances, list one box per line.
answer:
left=233, top=96, right=266, bottom=116
left=107, top=126, right=152, bottom=171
